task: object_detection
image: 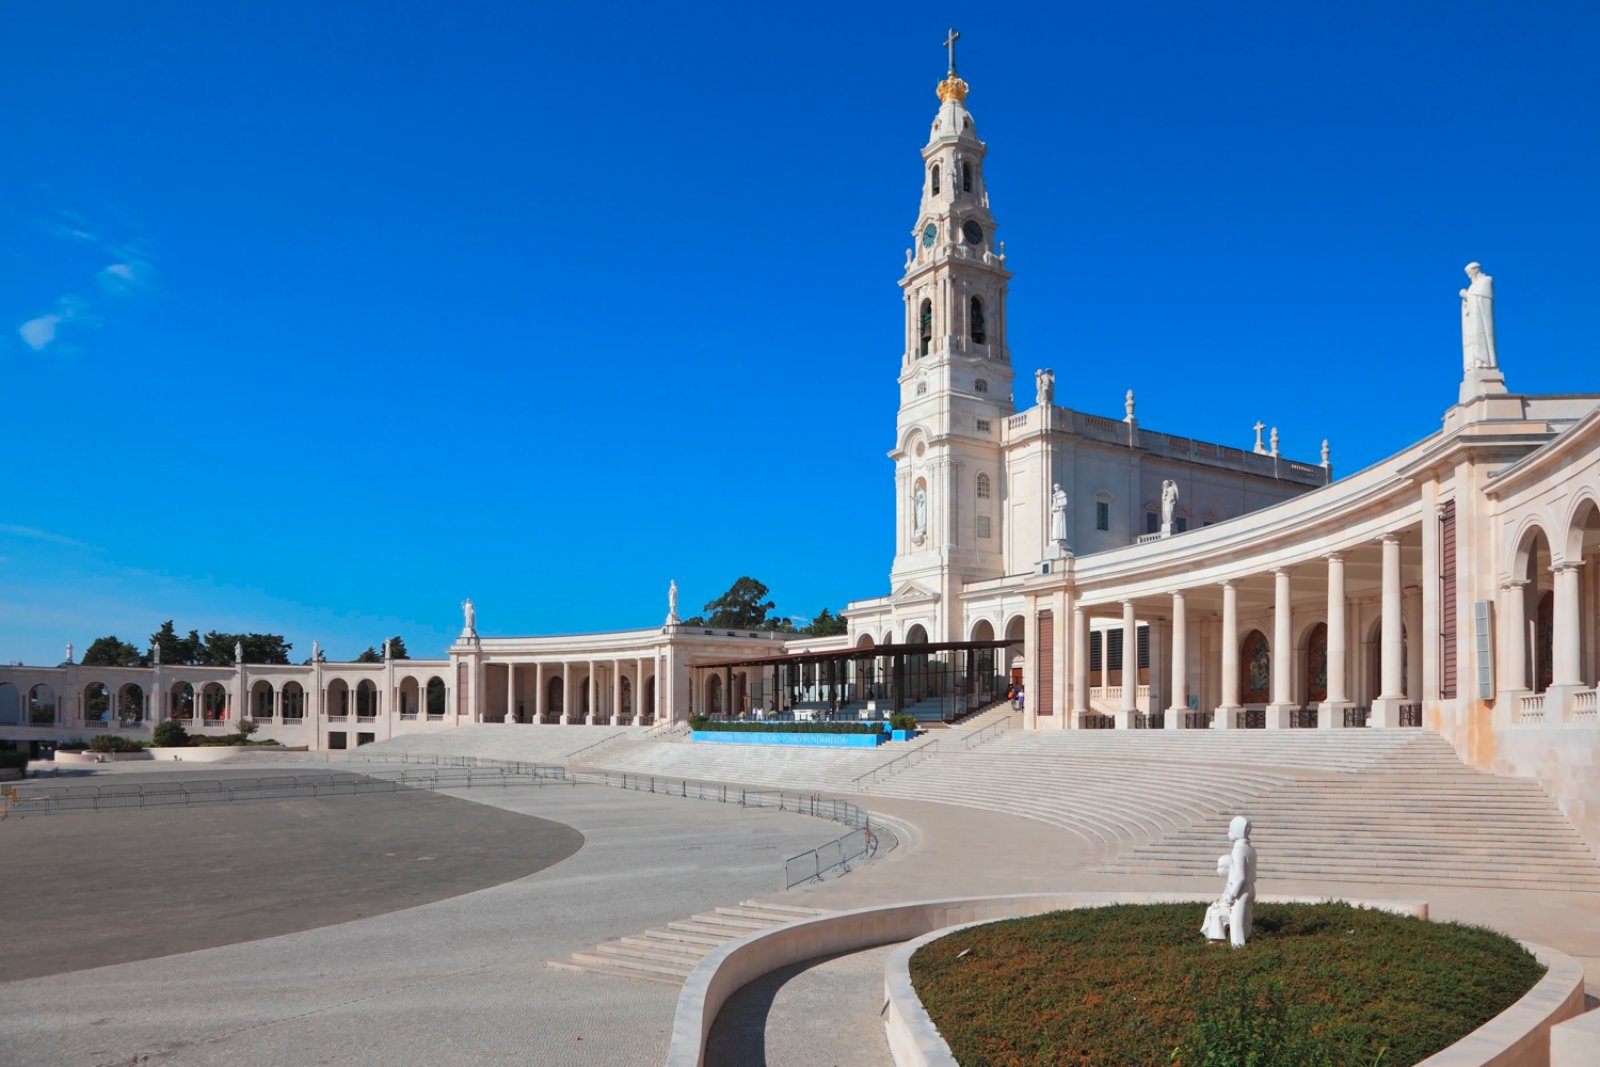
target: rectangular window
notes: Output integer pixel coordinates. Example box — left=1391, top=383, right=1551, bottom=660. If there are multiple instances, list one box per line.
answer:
left=1089, top=631, right=1102, bottom=671
left=976, top=515, right=991, bottom=539
left=1138, top=624, right=1150, bottom=669
left=976, top=418, right=991, bottom=433
left=1175, top=517, right=1188, bottom=533
left=1107, top=629, right=1124, bottom=670
left=1096, top=501, right=1109, bottom=531
left=1146, top=511, right=1159, bottom=534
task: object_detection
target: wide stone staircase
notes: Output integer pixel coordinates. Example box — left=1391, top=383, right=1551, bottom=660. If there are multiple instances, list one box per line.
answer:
left=579, top=734, right=939, bottom=792
left=1099, top=733, right=1600, bottom=892
left=548, top=899, right=830, bottom=985
left=351, top=723, right=649, bottom=764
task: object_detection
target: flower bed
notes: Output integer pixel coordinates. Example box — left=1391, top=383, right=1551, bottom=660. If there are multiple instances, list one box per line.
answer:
left=909, top=902, right=1544, bottom=1067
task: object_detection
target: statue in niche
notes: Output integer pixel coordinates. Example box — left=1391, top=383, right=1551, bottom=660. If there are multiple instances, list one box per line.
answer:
left=462, top=598, right=476, bottom=635
left=913, top=485, right=928, bottom=542
left=1201, top=854, right=1233, bottom=941
left=1160, top=479, right=1179, bottom=533
left=1220, top=816, right=1257, bottom=948
left=1049, top=483, right=1068, bottom=544
left=1460, top=262, right=1498, bottom=371
left=666, top=580, right=681, bottom=625
left=1035, top=367, right=1055, bottom=407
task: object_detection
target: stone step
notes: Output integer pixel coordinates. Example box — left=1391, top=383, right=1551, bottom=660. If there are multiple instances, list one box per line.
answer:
left=593, top=941, right=708, bottom=966
left=713, top=905, right=810, bottom=923
left=666, top=919, right=759, bottom=939
left=564, top=952, right=696, bottom=979
left=688, top=912, right=778, bottom=931
left=740, top=899, right=831, bottom=917
left=643, top=927, right=730, bottom=947
left=619, top=935, right=714, bottom=957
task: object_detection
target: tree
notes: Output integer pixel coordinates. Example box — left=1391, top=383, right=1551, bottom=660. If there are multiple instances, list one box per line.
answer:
left=196, top=631, right=292, bottom=666
left=385, top=636, right=409, bottom=660
left=152, top=720, right=189, bottom=748
left=80, top=636, right=145, bottom=667
left=354, top=647, right=383, bottom=663
left=151, top=620, right=203, bottom=665
left=701, top=577, right=776, bottom=629
left=806, top=608, right=848, bottom=636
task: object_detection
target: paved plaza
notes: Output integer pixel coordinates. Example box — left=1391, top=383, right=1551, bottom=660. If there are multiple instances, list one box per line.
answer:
left=2, top=758, right=1598, bottom=1067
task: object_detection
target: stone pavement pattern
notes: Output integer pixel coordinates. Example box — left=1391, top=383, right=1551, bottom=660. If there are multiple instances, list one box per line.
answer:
left=0, top=781, right=834, bottom=1067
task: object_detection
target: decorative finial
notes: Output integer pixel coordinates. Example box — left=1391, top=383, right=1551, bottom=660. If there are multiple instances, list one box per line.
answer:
left=936, top=27, right=970, bottom=103
left=1321, top=439, right=1330, bottom=467
left=1269, top=427, right=1280, bottom=456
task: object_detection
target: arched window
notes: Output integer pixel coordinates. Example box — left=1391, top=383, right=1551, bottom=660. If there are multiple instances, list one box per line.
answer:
left=930, top=164, right=940, bottom=196
left=975, top=378, right=988, bottom=393
left=1241, top=631, right=1270, bottom=704
left=918, top=299, right=932, bottom=356
left=976, top=473, right=991, bottom=499
left=970, top=296, right=986, bottom=344
left=961, top=161, right=972, bottom=192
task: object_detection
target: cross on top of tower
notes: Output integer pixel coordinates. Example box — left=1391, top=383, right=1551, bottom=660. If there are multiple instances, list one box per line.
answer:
left=944, top=27, right=960, bottom=75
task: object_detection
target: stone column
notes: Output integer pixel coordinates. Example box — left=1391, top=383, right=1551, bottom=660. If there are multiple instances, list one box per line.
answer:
left=1548, top=562, right=1585, bottom=722
left=1071, top=606, right=1088, bottom=725
left=1267, top=568, right=1294, bottom=728
left=1166, top=591, right=1188, bottom=728
left=606, top=661, right=617, bottom=725
left=562, top=662, right=573, bottom=725
left=1553, top=563, right=1583, bottom=685
left=506, top=662, right=517, bottom=724
left=587, top=661, right=597, bottom=724
left=636, top=656, right=646, bottom=724
left=1373, top=535, right=1405, bottom=727
left=1216, top=581, right=1241, bottom=728
left=1321, top=555, right=1348, bottom=728
left=533, top=663, right=544, bottom=724
left=1117, top=600, right=1138, bottom=727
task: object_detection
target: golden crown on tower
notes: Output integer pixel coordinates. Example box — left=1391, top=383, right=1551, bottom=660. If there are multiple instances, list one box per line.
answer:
left=936, top=74, right=970, bottom=103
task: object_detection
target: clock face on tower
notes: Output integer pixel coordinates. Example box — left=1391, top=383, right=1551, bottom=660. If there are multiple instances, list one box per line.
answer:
left=921, top=223, right=938, bottom=248
left=962, top=220, right=984, bottom=245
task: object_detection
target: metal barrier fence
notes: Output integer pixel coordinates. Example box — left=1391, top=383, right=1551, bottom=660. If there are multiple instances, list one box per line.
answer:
left=5, top=766, right=570, bottom=816
left=783, top=825, right=876, bottom=889
left=568, top=769, right=881, bottom=889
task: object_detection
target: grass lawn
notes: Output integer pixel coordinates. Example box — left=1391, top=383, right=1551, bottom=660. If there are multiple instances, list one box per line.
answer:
left=909, top=902, right=1543, bottom=1067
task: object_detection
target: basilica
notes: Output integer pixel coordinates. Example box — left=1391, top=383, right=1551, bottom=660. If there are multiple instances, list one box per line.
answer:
left=3, top=53, right=1598, bottom=850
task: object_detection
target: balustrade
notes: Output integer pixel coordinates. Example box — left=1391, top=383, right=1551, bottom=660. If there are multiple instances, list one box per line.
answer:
left=1517, top=694, right=1546, bottom=723
left=1572, top=688, right=1597, bottom=722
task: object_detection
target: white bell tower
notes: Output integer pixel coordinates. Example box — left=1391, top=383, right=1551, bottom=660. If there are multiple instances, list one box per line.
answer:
left=888, top=30, right=1016, bottom=641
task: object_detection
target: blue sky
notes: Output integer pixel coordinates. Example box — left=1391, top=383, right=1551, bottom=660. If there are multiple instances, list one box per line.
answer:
left=4, top=2, right=1597, bottom=664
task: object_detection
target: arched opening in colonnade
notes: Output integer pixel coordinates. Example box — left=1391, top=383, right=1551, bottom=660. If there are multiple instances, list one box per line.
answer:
left=27, top=684, right=56, bottom=725
left=903, top=624, right=930, bottom=701
left=620, top=676, right=633, bottom=722
left=705, top=673, right=722, bottom=717
left=544, top=676, right=563, bottom=722
left=170, top=682, right=195, bottom=721
left=398, top=677, right=421, bottom=717
left=251, top=680, right=275, bottom=720
left=200, top=682, right=226, bottom=721
left=327, top=679, right=351, bottom=718
left=282, top=681, right=305, bottom=721
left=118, top=683, right=145, bottom=723
left=1360, top=620, right=1411, bottom=702
left=642, top=676, right=655, bottom=723
left=426, top=676, right=446, bottom=717
left=84, top=682, right=111, bottom=724
left=1003, top=615, right=1025, bottom=682
left=1565, top=499, right=1600, bottom=689
left=356, top=680, right=379, bottom=718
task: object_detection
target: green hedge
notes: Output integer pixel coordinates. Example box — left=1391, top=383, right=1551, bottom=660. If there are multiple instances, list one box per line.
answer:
left=690, top=718, right=884, bottom=735
left=89, top=734, right=147, bottom=753
left=0, top=750, right=28, bottom=771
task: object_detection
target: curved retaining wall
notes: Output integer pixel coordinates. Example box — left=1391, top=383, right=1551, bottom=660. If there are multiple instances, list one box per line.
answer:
left=665, top=892, right=1427, bottom=1067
